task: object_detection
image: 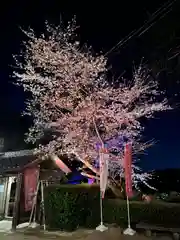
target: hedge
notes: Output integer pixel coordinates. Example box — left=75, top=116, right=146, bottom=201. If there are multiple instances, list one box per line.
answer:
left=44, top=184, right=180, bottom=231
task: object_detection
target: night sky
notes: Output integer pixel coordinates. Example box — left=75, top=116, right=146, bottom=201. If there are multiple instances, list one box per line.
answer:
left=0, top=0, right=180, bottom=171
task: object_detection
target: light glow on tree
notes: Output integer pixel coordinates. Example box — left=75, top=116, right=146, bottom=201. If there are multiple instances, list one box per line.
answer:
left=13, top=18, right=172, bottom=191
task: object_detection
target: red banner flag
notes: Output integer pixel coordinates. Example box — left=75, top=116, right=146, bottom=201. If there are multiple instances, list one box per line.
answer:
left=124, top=143, right=133, bottom=198
left=24, top=167, right=39, bottom=212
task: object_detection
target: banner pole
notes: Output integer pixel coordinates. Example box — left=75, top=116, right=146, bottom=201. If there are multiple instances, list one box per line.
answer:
left=40, top=180, right=46, bottom=231
left=28, top=168, right=40, bottom=228
left=100, top=193, right=103, bottom=225
left=96, top=146, right=108, bottom=232
left=126, top=195, right=131, bottom=228
left=96, top=192, right=107, bottom=232
left=123, top=194, right=136, bottom=235
left=28, top=182, right=40, bottom=227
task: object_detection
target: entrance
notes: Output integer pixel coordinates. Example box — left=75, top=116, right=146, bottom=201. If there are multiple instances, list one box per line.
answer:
left=0, top=178, right=8, bottom=216
left=4, top=177, right=16, bottom=218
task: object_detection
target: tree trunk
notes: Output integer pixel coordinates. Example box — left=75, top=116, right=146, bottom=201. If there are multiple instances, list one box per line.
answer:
left=108, top=183, right=124, bottom=198
left=81, top=170, right=124, bottom=198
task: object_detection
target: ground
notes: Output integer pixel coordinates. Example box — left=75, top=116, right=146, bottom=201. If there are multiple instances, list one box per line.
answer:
left=0, top=228, right=172, bottom=240
left=0, top=221, right=173, bottom=240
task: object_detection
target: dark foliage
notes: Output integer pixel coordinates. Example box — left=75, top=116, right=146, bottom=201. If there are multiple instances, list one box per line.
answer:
left=44, top=184, right=180, bottom=231
left=44, top=184, right=100, bottom=231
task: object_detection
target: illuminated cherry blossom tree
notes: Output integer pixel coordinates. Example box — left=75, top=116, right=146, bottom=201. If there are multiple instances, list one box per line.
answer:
left=13, top=19, right=171, bottom=193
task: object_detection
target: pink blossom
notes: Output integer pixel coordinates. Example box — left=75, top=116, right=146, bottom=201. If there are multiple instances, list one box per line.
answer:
left=13, top=19, right=171, bottom=188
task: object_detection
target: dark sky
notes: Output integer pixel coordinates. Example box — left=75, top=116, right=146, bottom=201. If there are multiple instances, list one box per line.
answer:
left=0, top=0, right=180, bottom=170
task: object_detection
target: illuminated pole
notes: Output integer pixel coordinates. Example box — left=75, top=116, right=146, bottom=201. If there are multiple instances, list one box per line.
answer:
left=96, top=144, right=108, bottom=232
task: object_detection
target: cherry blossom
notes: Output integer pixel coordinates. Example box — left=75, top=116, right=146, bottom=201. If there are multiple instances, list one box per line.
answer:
left=13, top=19, right=171, bottom=189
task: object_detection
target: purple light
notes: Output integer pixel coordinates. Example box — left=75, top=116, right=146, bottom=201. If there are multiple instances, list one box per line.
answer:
left=106, top=135, right=130, bottom=151
left=95, top=142, right=101, bottom=150
left=95, top=142, right=108, bottom=151
left=88, top=178, right=95, bottom=184
left=94, top=157, right=99, bottom=168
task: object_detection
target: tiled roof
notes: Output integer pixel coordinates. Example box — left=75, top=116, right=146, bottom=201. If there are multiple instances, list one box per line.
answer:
left=0, top=149, right=36, bottom=173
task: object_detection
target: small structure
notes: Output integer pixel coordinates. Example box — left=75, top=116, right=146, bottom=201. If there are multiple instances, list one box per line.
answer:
left=0, top=150, right=35, bottom=219
left=0, top=149, right=66, bottom=231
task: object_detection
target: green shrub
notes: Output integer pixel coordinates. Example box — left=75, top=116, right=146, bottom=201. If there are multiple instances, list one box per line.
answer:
left=44, top=184, right=180, bottom=231
left=104, top=199, right=180, bottom=227
left=44, top=184, right=100, bottom=231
